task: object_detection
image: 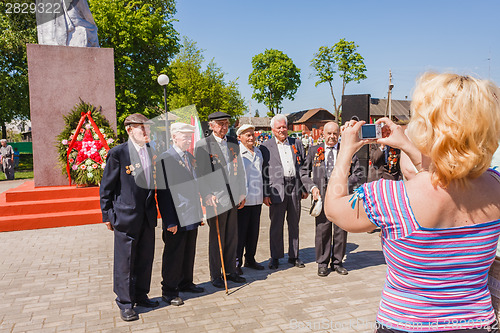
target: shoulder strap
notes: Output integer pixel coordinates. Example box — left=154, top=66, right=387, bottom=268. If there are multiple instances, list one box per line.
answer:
left=487, top=168, right=500, bottom=184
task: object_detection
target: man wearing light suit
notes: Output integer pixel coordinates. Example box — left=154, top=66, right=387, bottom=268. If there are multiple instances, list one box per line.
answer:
left=156, top=122, right=204, bottom=306
left=300, top=121, right=363, bottom=277
left=100, top=113, right=158, bottom=322
left=260, top=114, right=308, bottom=270
left=194, top=111, right=247, bottom=288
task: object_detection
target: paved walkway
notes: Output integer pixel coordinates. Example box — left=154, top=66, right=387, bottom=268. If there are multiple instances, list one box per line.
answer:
left=0, top=189, right=387, bottom=333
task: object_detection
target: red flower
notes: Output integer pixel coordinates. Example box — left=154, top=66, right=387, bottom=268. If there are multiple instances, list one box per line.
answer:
left=317, top=147, right=324, bottom=154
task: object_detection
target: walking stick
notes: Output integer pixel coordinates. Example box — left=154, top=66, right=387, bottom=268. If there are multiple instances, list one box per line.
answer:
left=213, top=204, right=229, bottom=294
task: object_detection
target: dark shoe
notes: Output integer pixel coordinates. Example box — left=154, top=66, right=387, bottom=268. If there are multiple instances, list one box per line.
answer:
left=120, top=308, right=139, bottom=322
left=288, top=258, right=305, bottom=268
left=318, top=267, right=329, bottom=277
left=211, top=277, right=225, bottom=288
left=135, top=297, right=159, bottom=308
left=333, top=266, right=348, bottom=275
left=180, top=284, right=205, bottom=293
left=268, top=258, right=279, bottom=269
left=227, top=273, right=246, bottom=283
left=236, top=266, right=243, bottom=275
left=244, top=261, right=265, bottom=270
left=162, top=295, right=184, bottom=306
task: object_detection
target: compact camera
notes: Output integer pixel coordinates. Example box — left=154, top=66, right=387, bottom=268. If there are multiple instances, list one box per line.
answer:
left=359, top=124, right=382, bottom=139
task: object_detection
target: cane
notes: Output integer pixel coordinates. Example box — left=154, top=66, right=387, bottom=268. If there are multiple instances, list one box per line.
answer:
left=213, top=204, right=229, bottom=294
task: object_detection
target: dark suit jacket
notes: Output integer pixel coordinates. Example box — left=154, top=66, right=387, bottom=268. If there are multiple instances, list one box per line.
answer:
left=260, top=136, right=306, bottom=203
left=100, top=140, right=157, bottom=235
left=156, top=147, right=202, bottom=231
left=300, top=143, right=363, bottom=196
left=194, top=134, right=246, bottom=209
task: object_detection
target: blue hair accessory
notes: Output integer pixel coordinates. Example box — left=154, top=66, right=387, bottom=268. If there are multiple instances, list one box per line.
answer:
left=349, top=186, right=365, bottom=210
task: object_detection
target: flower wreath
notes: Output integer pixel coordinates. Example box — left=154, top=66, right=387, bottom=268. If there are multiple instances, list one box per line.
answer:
left=57, top=100, right=119, bottom=186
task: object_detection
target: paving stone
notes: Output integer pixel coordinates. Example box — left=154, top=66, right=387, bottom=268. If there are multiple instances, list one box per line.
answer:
left=0, top=196, right=386, bottom=332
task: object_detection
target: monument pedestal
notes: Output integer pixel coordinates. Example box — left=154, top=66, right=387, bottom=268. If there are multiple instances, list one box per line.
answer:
left=0, top=180, right=101, bottom=232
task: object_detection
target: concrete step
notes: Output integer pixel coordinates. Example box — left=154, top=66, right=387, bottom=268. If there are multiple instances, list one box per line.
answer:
left=1, top=196, right=100, bottom=216
left=0, top=209, right=102, bottom=232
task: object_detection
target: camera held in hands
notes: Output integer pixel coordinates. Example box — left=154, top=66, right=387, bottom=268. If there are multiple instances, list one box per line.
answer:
left=359, top=124, right=382, bottom=139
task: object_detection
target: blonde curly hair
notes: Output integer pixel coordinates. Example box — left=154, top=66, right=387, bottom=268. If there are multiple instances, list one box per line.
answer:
left=407, top=73, right=500, bottom=188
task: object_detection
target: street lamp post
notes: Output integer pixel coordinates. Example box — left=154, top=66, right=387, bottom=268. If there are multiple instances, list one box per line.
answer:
left=157, top=74, right=170, bottom=149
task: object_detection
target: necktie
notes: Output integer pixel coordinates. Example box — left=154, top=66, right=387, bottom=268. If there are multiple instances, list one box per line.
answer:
left=326, top=146, right=335, bottom=179
left=139, top=146, right=150, bottom=187
left=183, top=153, right=190, bottom=172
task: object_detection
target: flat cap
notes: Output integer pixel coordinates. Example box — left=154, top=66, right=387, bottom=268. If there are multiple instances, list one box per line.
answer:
left=208, top=111, right=231, bottom=121
left=124, top=113, right=153, bottom=126
left=236, top=124, right=255, bottom=136
left=171, top=122, right=195, bottom=134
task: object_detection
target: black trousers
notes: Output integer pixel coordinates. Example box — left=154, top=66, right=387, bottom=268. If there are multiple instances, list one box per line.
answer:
left=206, top=206, right=238, bottom=279
left=269, top=178, right=301, bottom=259
left=315, top=210, right=347, bottom=268
left=113, top=221, right=155, bottom=310
left=236, top=204, right=263, bottom=267
left=161, top=228, right=198, bottom=297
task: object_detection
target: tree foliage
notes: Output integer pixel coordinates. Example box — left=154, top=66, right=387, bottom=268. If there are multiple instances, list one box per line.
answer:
left=248, top=49, right=301, bottom=116
left=167, top=38, right=246, bottom=122
left=0, top=0, right=37, bottom=139
left=89, top=0, right=180, bottom=139
left=311, top=38, right=367, bottom=123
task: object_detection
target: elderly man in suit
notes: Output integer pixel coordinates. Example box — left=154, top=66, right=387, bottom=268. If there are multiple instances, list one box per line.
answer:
left=300, top=121, right=363, bottom=277
left=260, top=114, right=308, bottom=270
left=156, top=122, right=204, bottom=306
left=194, top=111, right=247, bottom=288
left=100, top=113, right=158, bottom=322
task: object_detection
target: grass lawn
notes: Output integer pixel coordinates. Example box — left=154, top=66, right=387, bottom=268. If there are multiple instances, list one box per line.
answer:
left=0, top=170, right=34, bottom=181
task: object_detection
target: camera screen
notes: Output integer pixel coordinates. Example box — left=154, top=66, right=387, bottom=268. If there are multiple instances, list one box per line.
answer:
left=361, top=125, right=376, bottom=138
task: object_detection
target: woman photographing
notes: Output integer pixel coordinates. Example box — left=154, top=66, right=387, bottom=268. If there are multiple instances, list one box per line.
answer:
left=325, top=73, right=500, bottom=332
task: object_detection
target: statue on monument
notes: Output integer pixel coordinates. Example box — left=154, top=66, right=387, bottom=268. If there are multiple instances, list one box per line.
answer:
left=36, top=0, right=99, bottom=47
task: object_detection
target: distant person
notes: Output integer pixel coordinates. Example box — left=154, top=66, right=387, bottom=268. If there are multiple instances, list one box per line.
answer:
left=13, top=148, right=20, bottom=169
left=235, top=124, right=265, bottom=275
left=100, top=114, right=158, bottom=322
left=325, top=73, right=500, bottom=332
left=370, top=144, right=402, bottom=181
left=260, top=114, right=308, bottom=269
left=0, top=139, right=15, bottom=180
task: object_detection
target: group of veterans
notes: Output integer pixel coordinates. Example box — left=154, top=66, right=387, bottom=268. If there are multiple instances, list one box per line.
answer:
left=100, top=111, right=361, bottom=322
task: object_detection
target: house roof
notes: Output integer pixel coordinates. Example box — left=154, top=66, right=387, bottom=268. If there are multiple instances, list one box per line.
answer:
left=287, top=108, right=335, bottom=124
left=370, top=99, right=411, bottom=120
left=237, top=117, right=271, bottom=128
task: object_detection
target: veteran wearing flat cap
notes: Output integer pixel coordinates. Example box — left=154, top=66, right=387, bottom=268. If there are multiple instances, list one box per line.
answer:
left=194, top=111, right=247, bottom=288
left=100, top=113, right=158, bottom=321
left=235, top=124, right=265, bottom=274
left=156, top=122, right=204, bottom=306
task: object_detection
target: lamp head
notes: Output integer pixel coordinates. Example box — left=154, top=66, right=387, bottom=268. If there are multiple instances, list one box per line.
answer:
left=157, top=74, right=170, bottom=86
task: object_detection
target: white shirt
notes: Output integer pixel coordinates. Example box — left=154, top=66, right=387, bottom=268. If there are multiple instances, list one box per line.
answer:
left=275, top=137, right=296, bottom=177
left=130, top=139, right=150, bottom=186
left=213, top=134, right=230, bottom=165
left=240, top=144, right=263, bottom=206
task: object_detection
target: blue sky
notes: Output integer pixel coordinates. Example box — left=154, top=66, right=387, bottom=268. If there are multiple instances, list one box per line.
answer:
left=173, top=1, right=500, bottom=116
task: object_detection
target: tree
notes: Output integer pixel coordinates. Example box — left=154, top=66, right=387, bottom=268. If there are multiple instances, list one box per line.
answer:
left=248, top=49, right=301, bottom=116
left=167, top=38, right=246, bottom=122
left=89, top=0, right=180, bottom=138
left=0, top=0, right=37, bottom=139
left=311, top=38, right=367, bottom=123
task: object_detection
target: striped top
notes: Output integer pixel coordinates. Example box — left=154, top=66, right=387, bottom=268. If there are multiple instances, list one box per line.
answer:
left=360, top=169, right=500, bottom=332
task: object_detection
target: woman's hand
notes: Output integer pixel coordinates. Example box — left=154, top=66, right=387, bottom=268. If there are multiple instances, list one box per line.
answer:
left=375, top=117, right=410, bottom=149
left=340, top=120, right=373, bottom=157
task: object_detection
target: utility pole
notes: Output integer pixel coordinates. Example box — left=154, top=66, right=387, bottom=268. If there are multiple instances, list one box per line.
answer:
left=385, top=70, right=394, bottom=120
